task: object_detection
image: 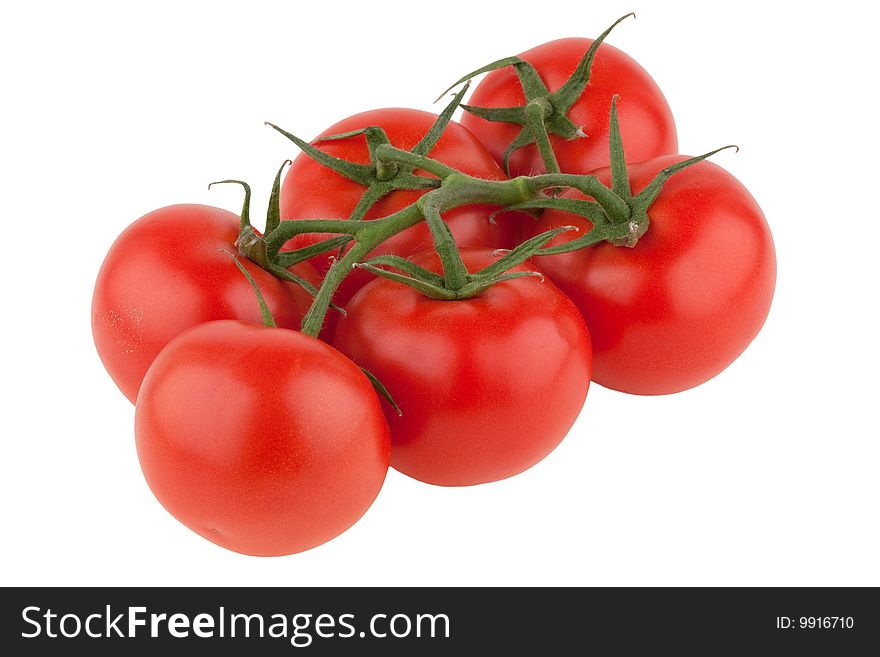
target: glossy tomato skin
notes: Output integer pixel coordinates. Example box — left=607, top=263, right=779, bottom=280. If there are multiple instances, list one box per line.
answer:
left=135, top=320, right=390, bottom=557
left=529, top=156, right=776, bottom=395
left=279, top=108, right=520, bottom=305
left=92, top=204, right=320, bottom=403
left=331, top=248, right=592, bottom=486
left=462, top=38, right=677, bottom=176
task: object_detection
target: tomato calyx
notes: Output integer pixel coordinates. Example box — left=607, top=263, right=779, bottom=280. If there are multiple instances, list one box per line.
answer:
left=506, top=97, right=740, bottom=254
left=438, top=13, right=635, bottom=175
left=266, top=83, right=472, bottom=222
left=353, top=225, right=574, bottom=300
left=209, top=163, right=351, bottom=312
left=227, top=248, right=402, bottom=415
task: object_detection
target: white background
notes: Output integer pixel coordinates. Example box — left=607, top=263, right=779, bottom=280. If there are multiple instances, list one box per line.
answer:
left=2, top=1, right=878, bottom=587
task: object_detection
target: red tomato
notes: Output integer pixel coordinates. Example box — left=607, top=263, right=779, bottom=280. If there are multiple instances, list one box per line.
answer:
left=331, top=248, right=592, bottom=486
left=462, top=38, right=677, bottom=176
left=279, top=108, right=519, bottom=305
left=135, top=320, right=390, bottom=556
left=529, top=156, right=776, bottom=395
left=92, top=204, right=319, bottom=403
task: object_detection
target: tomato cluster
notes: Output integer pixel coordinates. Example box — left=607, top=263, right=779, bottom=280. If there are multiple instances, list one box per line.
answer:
left=92, top=16, right=775, bottom=556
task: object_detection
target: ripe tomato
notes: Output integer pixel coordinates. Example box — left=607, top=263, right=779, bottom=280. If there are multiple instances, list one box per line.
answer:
left=529, top=156, right=776, bottom=395
left=279, top=108, right=519, bottom=305
left=135, top=320, right=390, bottom=556
left=462, top=38, right=677, bottom=176
left=92, top=204, right=319, bottom=403
left=331, top=248, right=592, bottom=486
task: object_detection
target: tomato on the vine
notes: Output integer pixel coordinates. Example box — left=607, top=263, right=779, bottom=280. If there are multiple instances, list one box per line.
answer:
left=92, top=204, right=319, bottom=403
left=529, top=156, right=776, bottom=395
left=462, top=38, right=677, bottom=176
left=279, top=108, right=519, bottom=305
left=331, top=248, right=592, bottom=487
left=135, top=319, right=390, bottom=556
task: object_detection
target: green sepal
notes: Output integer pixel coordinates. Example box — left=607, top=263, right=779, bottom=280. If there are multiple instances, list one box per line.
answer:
left=310, top=127, right=399, bottom=181
left=512, top=61, right=551, bottom=100
left=313, top=125, right=391, bottom=160
left=460, top=104, right=525, bottom=124
left=267, top=87, right=464, bottom=223
left=360, top=367, right=402, bottom=417
left=265, top=263, right=317, bottom=295
left=352, top=226, right=573, bottom=301
left=266, top=122, right=375, bottom=186
left=452, top=270, right=545, bottom=298
left=208, top=179, right=252, bottom=231
left=359, top=255, right=446, bottom=288
left=275, top=235, right=354, bottom=267
left=502, top=128, right=538, bottom=175
left=632, top=145, right=739, bottom=214
left=353, top=262, right=456, bottom=300
left=266, top=262, right=347, bottom=315
left=435, top=56, right=526, bottom=101
left=536, top=222, right=630, bottom=255
left=442, top=14, right=634, bottom=174
left=413, top=81, right=470, bottom=157
left=265, top=160, right=292, bottom=234
left=502, top=196, right=608, bottom=224
left=224, top=251, right=277, bottom=328
left=607, top=96, right=631, bottom=198
left=473, top=225, right=577, bottom=279
left=551, top=14, right=635, bottom=110
left=487, top=270, right=545, bottom=284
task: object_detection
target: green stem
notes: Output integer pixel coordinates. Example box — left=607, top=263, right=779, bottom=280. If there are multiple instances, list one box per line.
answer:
left=300, top=204, right=425, bottom=337
left=420, top=200, right=469, bottom=290
left=375, top=160, right=399, bottom=182
left=347, top=183, right=390, bottom=222
left=524, top=100, right=560, bottom=175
